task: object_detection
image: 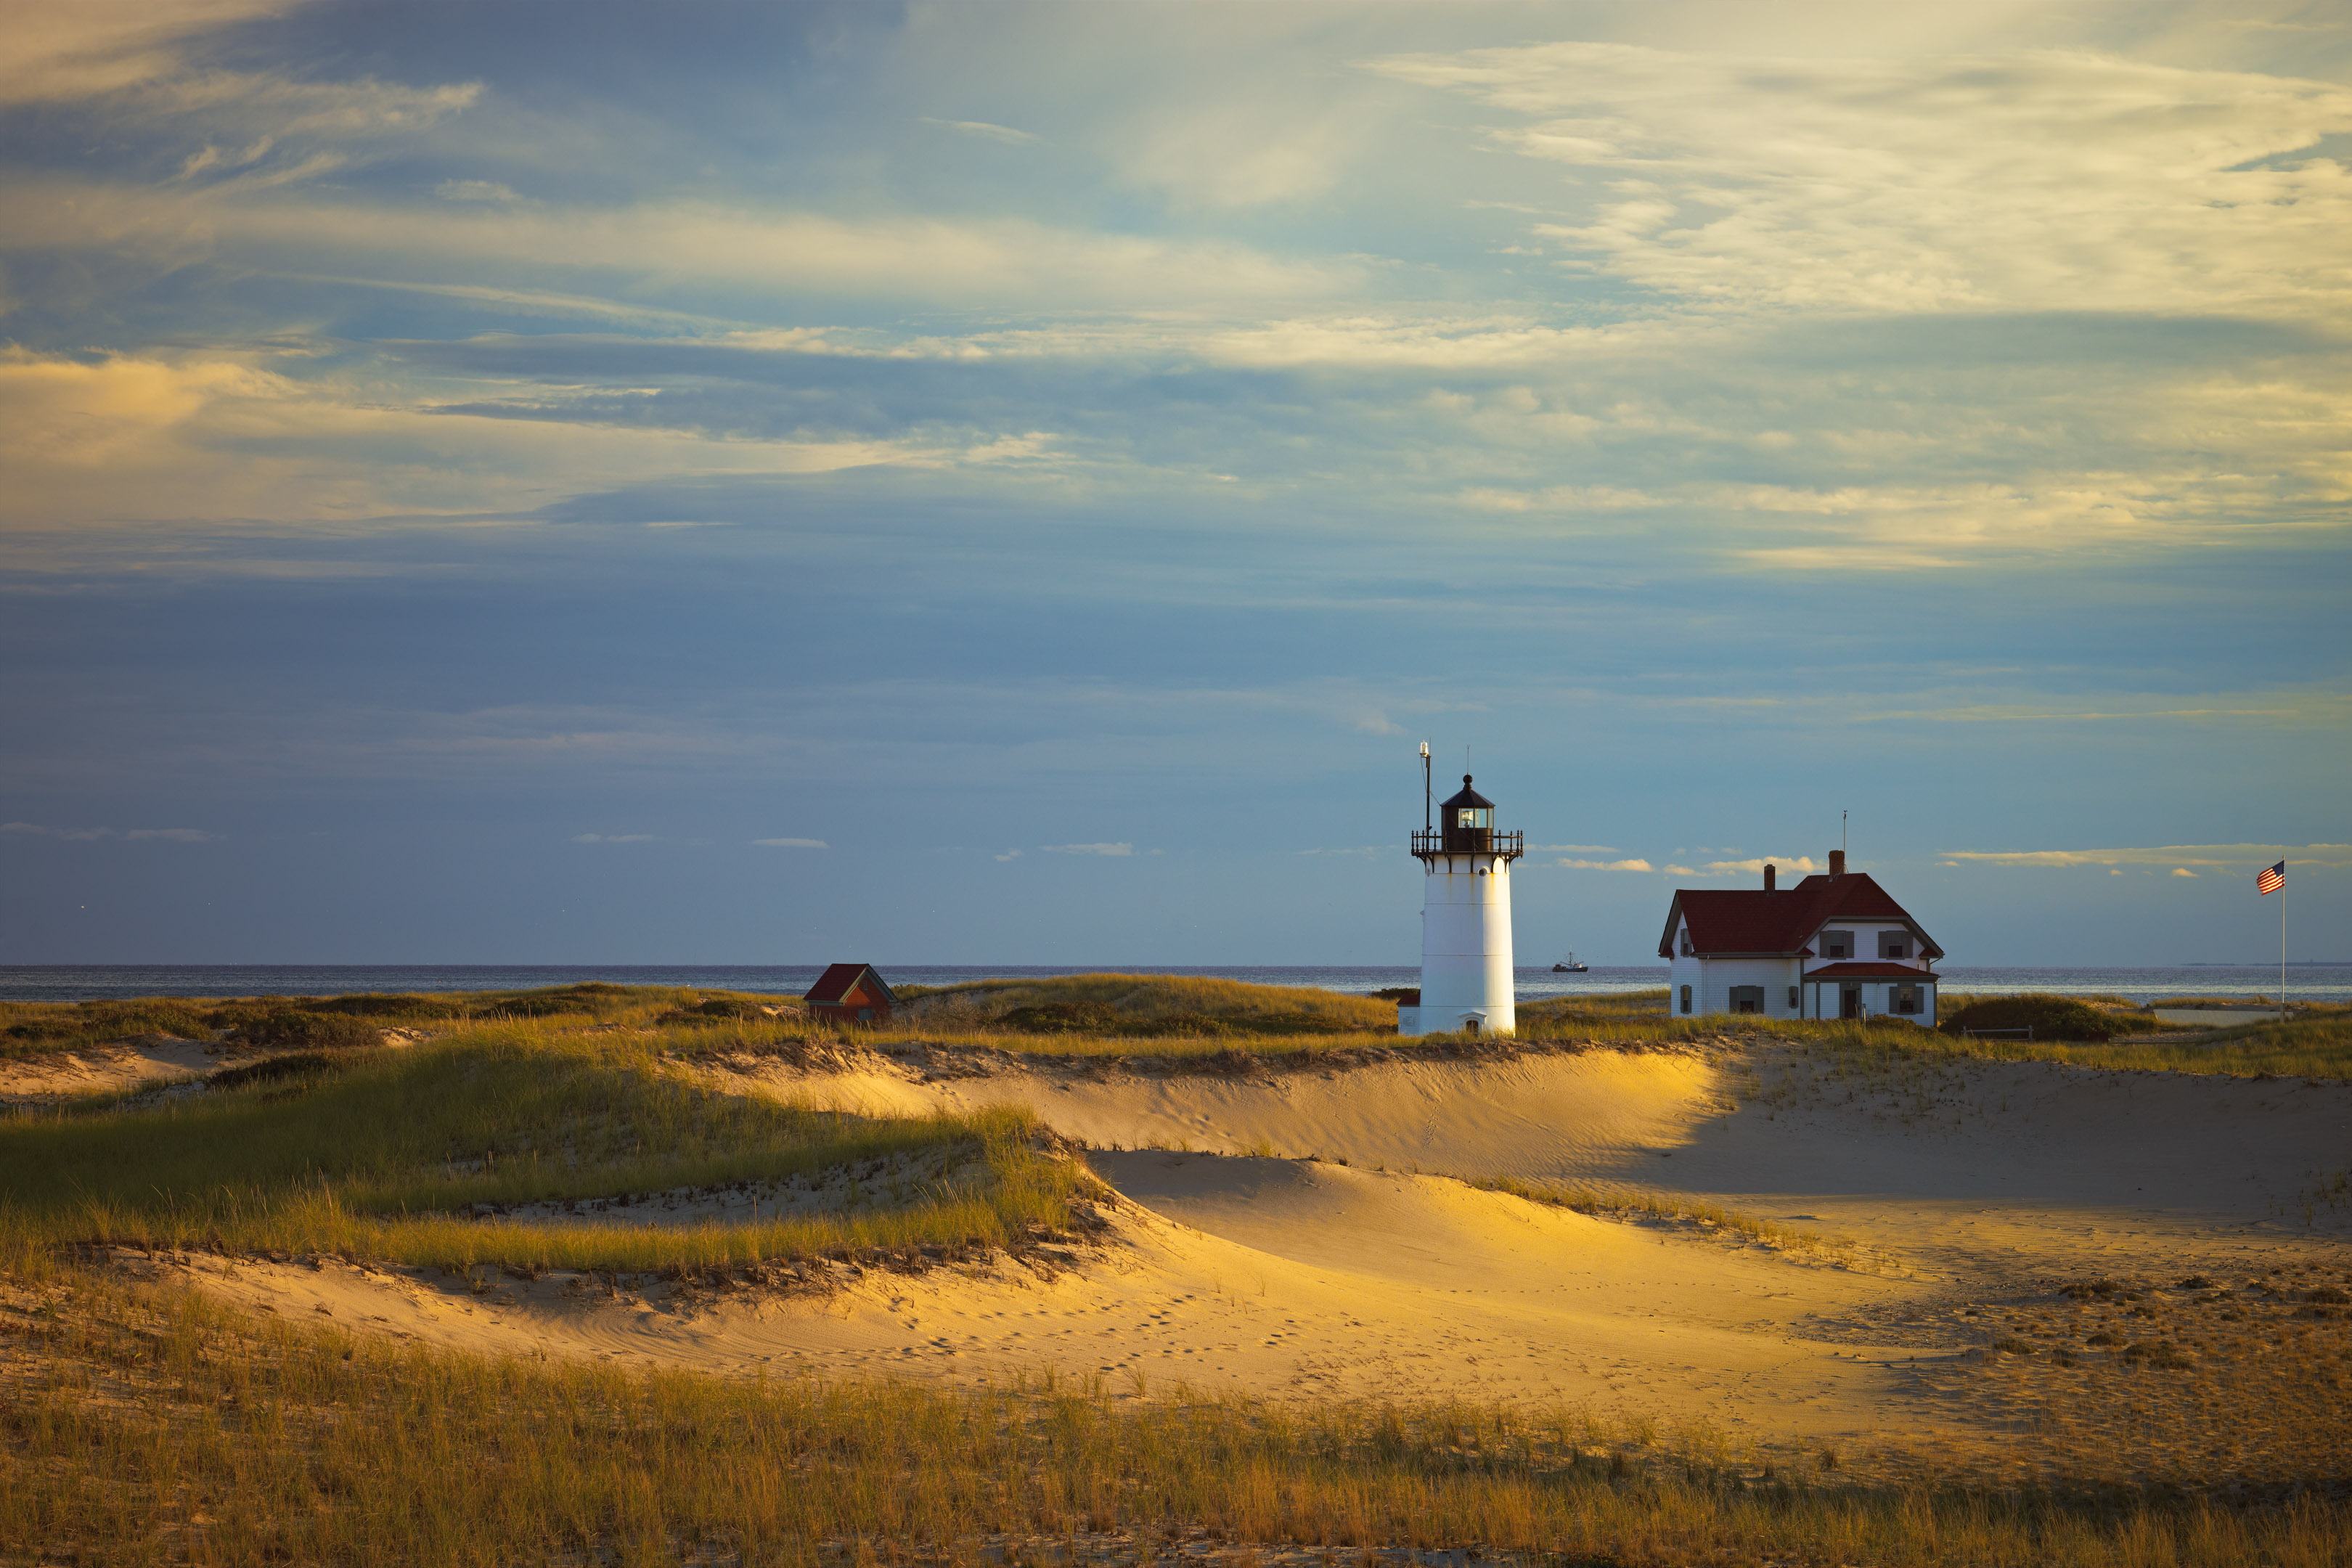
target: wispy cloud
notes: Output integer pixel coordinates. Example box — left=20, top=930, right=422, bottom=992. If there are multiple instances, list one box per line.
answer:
left=1044, top=842, right=1132, bottom=857
left=1555, top=857, right=1654, bottom=872
left=1943, top=843, right=2352, bottom=869
left=752, top=837, right=828, bottom=849
left=436, top=179, right=523, bottom=204
left=2, top=821, right=216, bottom=842
left=572, top=832, right=656, bottom=843
left=920, top=117, right=1038, bottom=146
left=1373, top=41, right=2352, bottom=320
left=1699, top=856, right=1821, bottom=877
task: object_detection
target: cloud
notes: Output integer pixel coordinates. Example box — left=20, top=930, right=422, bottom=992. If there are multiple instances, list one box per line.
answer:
left=1372, top=41, right=2352, bottom=320
left=994, top=849, right=1024, bottom=862
left=751, top=837, right=827, bottom=849
left=1044, top=843, right=1133, bottom=857
left=0, top=0, right=297, bottom=107
left=1699, top=856, right=1821, bottom=876
left=436, top=179, right=523, bottom=204
left=1531, top=844, right=1619, bottom=852
left=0, top=345, right=983, bottom=534
left=3, top=181, right=1361, bottom=312
left=2, top=821, right=215, bottom=841
left=1555, top=857, right=1655, bottom=872
left=920, top=118, right=1038, bottom=146
left=572, top=832, right=656, bottom=843
left=1662, top=864, right=1697, bottom=877
left=1943, top=843, right=2352, bottom=869
left=2171, top=867, right=2198, bottom=877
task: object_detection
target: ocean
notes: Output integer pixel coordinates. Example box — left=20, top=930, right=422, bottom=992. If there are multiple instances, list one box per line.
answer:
left=3, top=963, right=2345, bottom=1005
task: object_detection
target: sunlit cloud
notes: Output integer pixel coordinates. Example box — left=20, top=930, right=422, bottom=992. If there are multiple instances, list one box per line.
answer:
left=1943, top=844, right=2352, bottom=869
left=1372, top=41, right=2352, bottom=319
left=919, top=117, right=1037, bottom=146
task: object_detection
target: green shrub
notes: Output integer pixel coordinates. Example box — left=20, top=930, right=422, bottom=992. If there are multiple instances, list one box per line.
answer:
left=997, top=1001, right=1124, bottom=1034
left=1, top=998, right=212, bottom=1052
left=1940, top=995, right=2146, bottom=1042
left=208, top=1051, right=366, bottom=1092
left=229, top=1010, right=385, bottom=1050
left=298, top=992, right=467, bottom=1021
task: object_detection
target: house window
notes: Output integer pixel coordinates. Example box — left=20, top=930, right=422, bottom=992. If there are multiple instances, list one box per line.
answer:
left=1892, top=986, right=1920, bottom=1016
left=1680, top=984, right=1692, bottom=1015
left=1788, top=985, right=1800, bottom=1011
left=1729, top=986, right=1763, bottom=1014
left=1882, top=933, right=1910, bottom=960
left=1680, top=931, right=1693, bottom=955
left=857, top=1007, right=875, bottom=1023
left=1821, top=930, right=1854, bottom=960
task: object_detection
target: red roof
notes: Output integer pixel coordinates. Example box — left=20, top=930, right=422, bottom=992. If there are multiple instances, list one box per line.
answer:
left=1803, top=961, right=1938, bottom=979
left=804, top=963, right=896, bottom=1005
left=1657, top=873, right=1943, bottom=960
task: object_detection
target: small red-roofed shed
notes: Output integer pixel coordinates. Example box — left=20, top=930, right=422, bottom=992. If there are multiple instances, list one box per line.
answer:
left=803, top=963, right=897, bottom=1025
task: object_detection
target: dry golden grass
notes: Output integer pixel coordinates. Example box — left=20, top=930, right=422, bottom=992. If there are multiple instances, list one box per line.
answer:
left=7, top=1265, right=2351, bottom=1568
left=1928, top=1265, right=2352, bottom=1490
left=0, top=1024, right=1088, bottom=1274
left=899, top=973, right=1399, bottom=1035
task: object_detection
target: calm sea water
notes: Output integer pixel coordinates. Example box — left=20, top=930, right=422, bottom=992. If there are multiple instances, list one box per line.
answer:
left=2, top=963, right=2345, bottom=1005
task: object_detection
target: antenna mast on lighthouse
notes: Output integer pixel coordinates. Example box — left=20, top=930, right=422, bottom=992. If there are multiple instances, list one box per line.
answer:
left=1420, top=741, right=1431, bottom=832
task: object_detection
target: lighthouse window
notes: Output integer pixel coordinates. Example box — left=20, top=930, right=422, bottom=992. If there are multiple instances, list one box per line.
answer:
left=1679, top=984, right=1691, bottom=1014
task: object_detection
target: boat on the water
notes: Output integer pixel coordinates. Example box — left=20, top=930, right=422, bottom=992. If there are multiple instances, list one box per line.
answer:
left=1552, top=952, right=1588, bottom=973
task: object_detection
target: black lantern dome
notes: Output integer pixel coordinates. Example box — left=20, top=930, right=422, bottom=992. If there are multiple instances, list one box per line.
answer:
left=1440, top=775, right=1493, bottom=850
left=1411, top=775, right=1522, bottom=859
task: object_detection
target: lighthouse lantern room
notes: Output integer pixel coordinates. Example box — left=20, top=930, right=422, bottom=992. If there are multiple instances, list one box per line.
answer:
left=1401, top=771, right=1522, bottom=1036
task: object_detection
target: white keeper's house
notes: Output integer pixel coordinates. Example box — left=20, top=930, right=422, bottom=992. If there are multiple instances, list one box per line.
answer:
left=1657, top=850, right=1943, bottom=1023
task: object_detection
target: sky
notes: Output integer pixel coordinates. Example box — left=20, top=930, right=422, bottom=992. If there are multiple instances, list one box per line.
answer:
left=1, top=0, right=2346, bottom=968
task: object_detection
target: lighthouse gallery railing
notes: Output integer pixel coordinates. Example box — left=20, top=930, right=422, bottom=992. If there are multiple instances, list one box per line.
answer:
left=1411, top=830, right=1523, bottom=859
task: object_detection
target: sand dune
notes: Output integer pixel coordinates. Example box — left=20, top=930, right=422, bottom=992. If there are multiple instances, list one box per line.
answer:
left=0, top=1035, right=221, bottom=1105
left=172, top=1159, right=1935, bottom=1440
left=162, top=1034, right=2352, bottom=1467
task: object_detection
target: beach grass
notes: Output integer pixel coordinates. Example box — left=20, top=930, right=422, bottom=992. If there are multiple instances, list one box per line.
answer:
left=0, top=1024, right=1085, bottom=1272
left=7, top=1268, right=2350, bottom=1568
left=1913, top=1005, right=2352, bottom=1080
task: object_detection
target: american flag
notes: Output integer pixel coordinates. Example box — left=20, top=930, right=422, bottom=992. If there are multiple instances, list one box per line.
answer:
left=2257, top=860, right=2285, bottom=895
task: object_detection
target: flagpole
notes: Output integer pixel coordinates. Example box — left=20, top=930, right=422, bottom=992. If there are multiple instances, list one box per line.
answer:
left=2282, top=862, right=2287, bottom=1021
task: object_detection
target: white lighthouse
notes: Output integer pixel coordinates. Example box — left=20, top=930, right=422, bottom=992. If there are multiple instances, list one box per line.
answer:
left=1398, top=766, right=1522, bottom=1036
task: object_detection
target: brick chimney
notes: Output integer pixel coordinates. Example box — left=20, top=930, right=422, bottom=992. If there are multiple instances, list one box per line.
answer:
left=1829, top=849, right=1846, bottom=878
left=1763, top=863, right=1776, bottom=893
